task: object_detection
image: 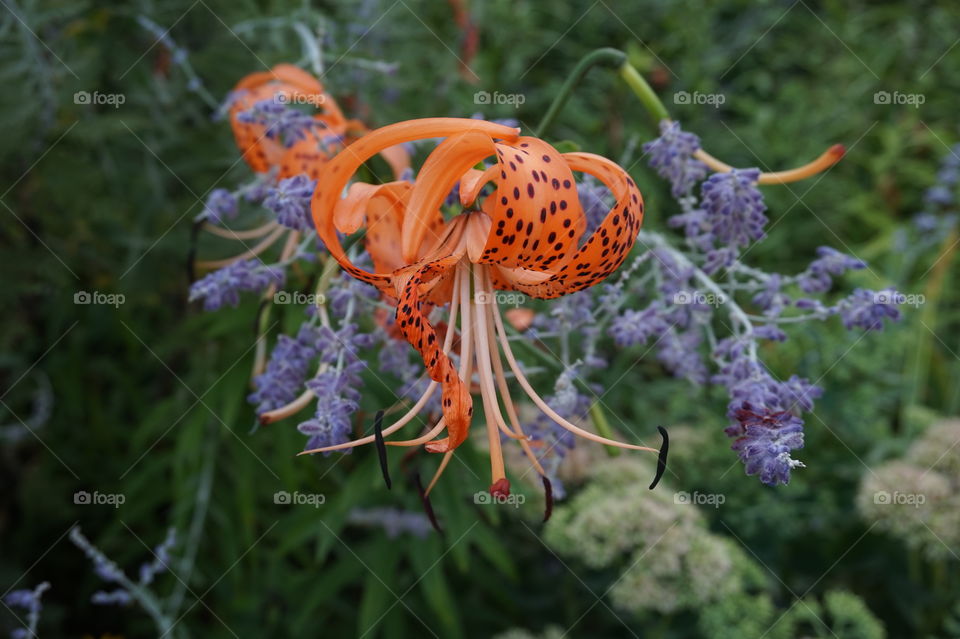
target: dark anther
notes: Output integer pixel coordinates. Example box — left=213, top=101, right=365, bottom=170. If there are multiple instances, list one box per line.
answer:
left=373, top=410, right=391, bottom=490
left=542, top=475, right=554, bottom=523
left=187, top=219, right=203, bottom=284
left=414, top=473, right=443, bottom=534
left=649, top=425, right=669, bottom=490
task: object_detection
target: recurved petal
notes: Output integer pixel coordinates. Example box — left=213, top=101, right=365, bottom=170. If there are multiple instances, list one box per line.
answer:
left=311, top=118, right=518, bottom=288
left=475, top=137, right=586, bottom=272
left=394, top=255, right=473, bottom=453
left=501, top=152, right=644, bottom=299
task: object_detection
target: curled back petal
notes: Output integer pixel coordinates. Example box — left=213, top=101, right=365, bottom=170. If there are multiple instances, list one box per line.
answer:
left=502, top=152, right=644, bottom=299
left=311, top=118, right=518, bottom=289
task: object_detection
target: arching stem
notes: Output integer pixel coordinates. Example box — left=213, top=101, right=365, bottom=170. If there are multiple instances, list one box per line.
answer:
left=534, top=47, right=628, bottom=138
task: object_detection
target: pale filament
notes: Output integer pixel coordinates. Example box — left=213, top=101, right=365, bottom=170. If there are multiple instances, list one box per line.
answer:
left=478, top=267, right=547, bottom=477
left=488, top=285, right=659, bottom=454
left=470, top=264, right=507, bottom=487
left=196, top=224, right=288, bottom=270
left=203, top=220, right=280, bottom=240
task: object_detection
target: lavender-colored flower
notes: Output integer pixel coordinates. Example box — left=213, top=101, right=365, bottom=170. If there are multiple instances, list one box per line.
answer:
left=188, top=259, right=284, bottom=311
left=327, top=270, right=381, bottom=318
left=750, top=274, right=786, bottom=317
left=523, top=367, right=589, bottom=500
left=138, top=528, right=176, bottom=586
left=798, top=246, right=866, bottom=294
left=577, top=175, right=613, bottom=238
left=297, top=324, right=374, bottom=453
left=249, top=324, right=322, bottom=414
left=298, top=365, right=362, bottom=454
left=657, top=329, right=709, bottom=384
left=668, top=206, right=712, bottom=250
left=379, top=337, right=442, bottom=415
left=702, top=246, right=737, bottom=274
left=775, top=375, right=823, bottom=413
left=643, top=120, right=709, bottom=197
left=92, top=589, right=134, bottom=606
left=700, top=168, right=767, bottom=248
left=532, top=290, right=596, bottom=334
left=5, top=582, right=50, bottom=639
left=264, top=174, right=316, bottom=230
left=609, top=304, right=669, bottom=347
left=202, top=188, right=238, bottom=225
left=752, top=324, right=787, bottom=342
left=236, top=98, right=317, bottom=147
left=925, top=185, right=953, bottom=207
left=726, top=402, right=805, bottom=485
left=838, top=288, right=902, bottom=331
left=347, top=507, right=432, bottom=538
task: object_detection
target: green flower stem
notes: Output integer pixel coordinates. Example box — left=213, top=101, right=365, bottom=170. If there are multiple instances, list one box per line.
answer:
left=589, top=402, right=623, bottom=457
left=619, top=61, right=671, bottom=122
left=535, top=48, right=672, bottom=138
left=534, top=47, right=627, bottom=137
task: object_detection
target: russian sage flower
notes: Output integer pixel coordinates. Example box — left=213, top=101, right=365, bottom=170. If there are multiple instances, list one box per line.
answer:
left=202, top=188, right=238, bottom=225
left=188, top=259, right=284, bottom=311
left=236, top=98, right=317, bottom=147
left=264, top=174, right=317, bottom=230
left=642, top=120, right=709, bottom=197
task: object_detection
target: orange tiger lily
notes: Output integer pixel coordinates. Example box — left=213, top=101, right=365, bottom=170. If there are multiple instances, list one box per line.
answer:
left=198, top=65, right=411, bottom=379
left=227, top=64, right=409, bottom=180
left=301, top=117, right=666, bottom=502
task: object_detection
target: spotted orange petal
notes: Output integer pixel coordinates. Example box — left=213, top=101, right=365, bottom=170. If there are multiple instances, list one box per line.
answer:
left=501, top=152, right=644, bottom=299
left=394, top=252, right=473, bottom=453
left=475, top=137, right=586, bottom=271
left=311, top=118, right=519, bottom=289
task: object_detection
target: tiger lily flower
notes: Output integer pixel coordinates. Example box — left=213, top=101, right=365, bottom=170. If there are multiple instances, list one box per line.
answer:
left=301, top=118, right=668, bottom=505
left=227, top=63, right=408, bottom=180
left=195, top=65, right=411, bottom=378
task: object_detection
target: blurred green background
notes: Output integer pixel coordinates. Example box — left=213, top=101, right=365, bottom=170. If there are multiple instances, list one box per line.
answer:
left=2, top=0, right=959, bottom=637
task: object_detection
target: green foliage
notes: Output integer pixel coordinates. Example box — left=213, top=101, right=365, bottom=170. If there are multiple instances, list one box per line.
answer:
left=3, top=0, right=959, bottom=637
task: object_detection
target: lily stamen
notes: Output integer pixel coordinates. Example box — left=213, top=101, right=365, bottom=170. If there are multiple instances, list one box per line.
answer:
left=295, top=118, right=667, bottom=505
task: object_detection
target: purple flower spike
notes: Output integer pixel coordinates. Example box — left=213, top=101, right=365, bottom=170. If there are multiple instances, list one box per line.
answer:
left=700, top=168, right=767, bottom=248
left=249, top=324, right=323, bottom=414
left=727, top=402, right=805, bottom=485
left=264, top=174, right=317, bottom=230
left=203, top=188, right=238, bottom=225
left=798, top=246, right=866, bottom=294
left=839, top=288, right=902, bottom=331
left=236, top=98, right=317, bottom=147
left=643, top=120, right=709, bottom=197
left=188, top=259, right=284, bottom=311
